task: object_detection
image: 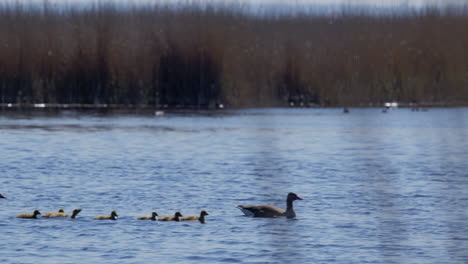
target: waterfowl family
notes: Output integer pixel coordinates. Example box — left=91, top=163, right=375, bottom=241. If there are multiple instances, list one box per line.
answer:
left=43, top=208, right=82, bottom=219
left=158, top=211, right=183, bottom=221
left=0, top=194, right=6, bottom=198
left=138, top=211, right=158, bottom=221
left=181, top=210, right=209, bottom=223
left=16, top=210, right=41, bottom=219
left=93, top=210, right=118, bottom=220
left=237, top=192, right=303, bottom=218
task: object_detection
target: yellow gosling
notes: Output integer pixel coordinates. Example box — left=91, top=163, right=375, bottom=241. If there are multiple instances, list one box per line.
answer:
left=158, top=211, right=183, bottom=221
left=42, top=208, right=66, bottom=218
left=44, top=208, right=81, bottom=219
left=138, top=211, right=158, bottom=221
left=16, top=210, right=41, bottom=219
left=93, top=210, right=118, bottom=220
left=181, top=210, right=209, bottom=224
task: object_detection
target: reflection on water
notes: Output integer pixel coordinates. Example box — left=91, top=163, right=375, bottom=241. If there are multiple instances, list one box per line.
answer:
left=1, top=108, right=468, bottom=263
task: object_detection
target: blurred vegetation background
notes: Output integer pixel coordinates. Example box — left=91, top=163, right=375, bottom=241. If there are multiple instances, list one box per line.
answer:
left=1, top=1, right=468, bottom=108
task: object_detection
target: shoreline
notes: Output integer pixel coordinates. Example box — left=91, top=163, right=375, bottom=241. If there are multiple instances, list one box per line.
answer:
left=0, top=102, right=465, bottom=112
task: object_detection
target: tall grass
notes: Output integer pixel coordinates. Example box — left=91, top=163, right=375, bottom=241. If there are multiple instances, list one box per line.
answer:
left=1, top=1, right=468, bottom=108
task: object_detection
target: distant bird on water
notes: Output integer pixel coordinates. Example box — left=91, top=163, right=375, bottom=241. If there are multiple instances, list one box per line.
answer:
left=93, top=210, right=118, bottom=220
left=42, top=208, right=65, bottom=218
left=138, top=211, right=159, bottom=221
left=43, top=208, right=82, bottom=219
left=16, top=210, right=41, bottom=219
left=158, top=211, right=183, bottom=221
left=181, top=210, right=209, bottom=224
left=237, top=192, right=303, bottom=218
left=0, top=194, right=6, bottom=198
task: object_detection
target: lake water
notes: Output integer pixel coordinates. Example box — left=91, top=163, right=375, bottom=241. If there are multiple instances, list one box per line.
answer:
left=1, top=108, right=467, bottom=263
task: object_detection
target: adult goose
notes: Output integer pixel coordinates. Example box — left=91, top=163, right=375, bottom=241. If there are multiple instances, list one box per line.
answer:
left=158, top=211, right=183, bottom=221
left=16, top=210, right=41, bottom=219
left=138, top=211, right=158, bottom=221
left=43, top=208, right=82, bottom=219
left=0, top=194, right=6, bottom=198
left=181, top=210, right=209, bottom=224
left=93, top=210, right=118, bottom=220
left=237, top=192, right=303, bottom=218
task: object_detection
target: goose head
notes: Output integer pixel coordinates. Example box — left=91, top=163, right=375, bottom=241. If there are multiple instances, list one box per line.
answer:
left=174, top=211, right=183, bottom=218
left=200, top=210, right=209, bottom=216
left=111, top=210, right=118, bottom=218
left=287, top=192, right=303, bottom=201
left=71, top=209, right=82, bottom=218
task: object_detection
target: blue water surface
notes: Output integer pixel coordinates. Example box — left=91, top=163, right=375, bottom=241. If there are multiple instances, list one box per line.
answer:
left=1, top=107, right=467, bottom=263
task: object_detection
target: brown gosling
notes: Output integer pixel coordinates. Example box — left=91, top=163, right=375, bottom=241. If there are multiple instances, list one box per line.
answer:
left=93, top=210, right=118, bottom=220
left=42, top=208, right=65, bottom=218
left=158, top=211, right=183, bottom=221
left=16, top=210, right=41, bottom=219
left=43, top=208, right=82, bottom=219
left=181, top=210, right=209, bottom=224
left=138, top=211, right=158, bottom=221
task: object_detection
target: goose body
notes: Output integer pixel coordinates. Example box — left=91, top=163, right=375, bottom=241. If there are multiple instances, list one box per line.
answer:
left=0, top=194, right=6, bottom=198
left=181, top=210, right=209, bottom=223
left=43, top=209, right=82, bottom=219
left=158, top=211, right=183, bottom=221
left=93, top=210, right=118, bottom=220
left=16, top=210, right=41, bottom=219
left=138, top=211, right=158, bottom=221
left=237, top=192, right=303, bottom=218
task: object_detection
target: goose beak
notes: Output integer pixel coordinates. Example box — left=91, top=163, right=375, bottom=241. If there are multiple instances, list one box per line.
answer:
left=296, top=195, right=303, bottom=200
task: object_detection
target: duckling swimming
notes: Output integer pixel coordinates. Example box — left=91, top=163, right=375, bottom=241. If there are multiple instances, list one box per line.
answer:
left=42, top=208, right=65, bottom=218
left=16, top=210, right=41, bottom=219
left=138, top=211, right=158, bottom=221
left=181, top=210, right=209, bottom=223
left=158, top=211, right=183, bottom=221
left=93, top=210, right=118, bottom=220
left=43, top=208, right=82, bottom=219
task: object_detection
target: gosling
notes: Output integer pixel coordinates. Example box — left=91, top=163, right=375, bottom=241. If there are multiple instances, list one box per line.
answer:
left=43, top=208, right=82, bottom=219
left=158, top=211, right=183, bottom=221
left=93, top=210, right=118, bottom=220
left=42, top=208, right=65, bottom=218
left=181, top=210, right=209, bottom=224
left=16, top=210, right=41, bottom=219
left=138, top=211, right=158, bottom=221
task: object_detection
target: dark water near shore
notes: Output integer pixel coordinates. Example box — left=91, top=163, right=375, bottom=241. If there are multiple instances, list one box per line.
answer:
left=1, top=108, right=467, bottom=263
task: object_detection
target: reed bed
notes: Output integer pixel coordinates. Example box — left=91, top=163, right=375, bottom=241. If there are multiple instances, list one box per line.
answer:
left=1, top=1, right=468, bottom=108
